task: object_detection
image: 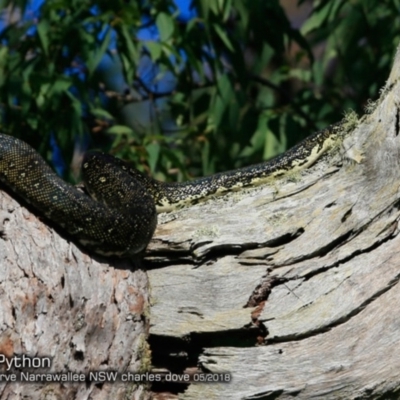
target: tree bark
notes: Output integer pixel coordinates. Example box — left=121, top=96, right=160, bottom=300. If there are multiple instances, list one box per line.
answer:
left=0, top=191, right=152, bottom=399
left=147, top=47, right=400, bottom=399
left=3, top=47, right=400, bottom=400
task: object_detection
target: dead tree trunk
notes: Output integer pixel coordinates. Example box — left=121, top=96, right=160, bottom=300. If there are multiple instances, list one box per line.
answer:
left=147, top=47, right=400, bottom=399
left=3, top=47, right=400, bottom=400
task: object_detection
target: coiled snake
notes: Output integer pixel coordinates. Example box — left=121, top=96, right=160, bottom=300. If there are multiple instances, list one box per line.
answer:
left=0, top=124, right=344, bottom=257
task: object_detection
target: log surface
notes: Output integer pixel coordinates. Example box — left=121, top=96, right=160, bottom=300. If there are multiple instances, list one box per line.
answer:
left=147, top=48, right=400, bottom=399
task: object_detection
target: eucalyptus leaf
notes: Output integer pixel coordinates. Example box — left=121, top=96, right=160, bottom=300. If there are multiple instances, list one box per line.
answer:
left=156, top=12, right=174, bottom=42
left=107, top=125, right=135, bottom=135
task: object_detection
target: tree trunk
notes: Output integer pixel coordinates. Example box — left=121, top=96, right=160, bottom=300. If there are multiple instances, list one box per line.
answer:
left=0, top=192, right=152, bottom=399
left=3, top=48, right=400, bottom=400
left=147, top=47, right=400, bottom=399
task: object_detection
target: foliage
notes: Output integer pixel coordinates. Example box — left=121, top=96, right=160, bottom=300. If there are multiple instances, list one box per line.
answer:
left=0, top=0, right=399, bottom=182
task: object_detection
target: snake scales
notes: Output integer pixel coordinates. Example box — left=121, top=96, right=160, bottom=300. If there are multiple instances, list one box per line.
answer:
left=0, top=123, right=344, bottom=257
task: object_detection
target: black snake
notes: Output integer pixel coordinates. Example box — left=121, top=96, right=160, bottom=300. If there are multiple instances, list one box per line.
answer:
left=0, top=123, right=344, bottom=257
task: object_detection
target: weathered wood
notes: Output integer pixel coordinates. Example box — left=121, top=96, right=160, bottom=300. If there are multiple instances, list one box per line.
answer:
left=147, top=47, right=400, bottom=399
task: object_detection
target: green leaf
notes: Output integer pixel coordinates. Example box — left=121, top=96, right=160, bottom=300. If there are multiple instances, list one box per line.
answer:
left=0, top=46, right=8, bottom=86
left=87, top=25, right=111, bottom=75
left=107, top=125, right=135, bottom=135
left=213, top=23, right=234, bottom=52
left=37, top=19, right=50, bottom=56
left=201, top=139, right=215, bottom=175
left=216, top=73, right=234, bottom=101
left=120, top=25, right=139, bottom=64
left=301, top=1, right=344, bottom=35
left=263, top=127, right=284, bottom=160
left=90, top=108, right=114, bottom=120
left=156, top=12, right=174, bottom=42
left=26, top=115, right=39, bottom=130
left=49, top=78, right=72, bottom=97
left=120, top=53, right=135, bottom=83
left=197, top=0, right=213, bottom=20
left=146, top=142, right=160, bottom=172
left=36, top=82, right=50, bottom=108
left=253, top=43, right=274, bottom=74
left=146, top=41, right=162, bottom=61
left=221, top=0, right=233, bottom=21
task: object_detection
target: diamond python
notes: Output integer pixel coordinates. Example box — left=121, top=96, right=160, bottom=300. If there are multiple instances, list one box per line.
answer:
left=0, top=123, right=344, bottom=257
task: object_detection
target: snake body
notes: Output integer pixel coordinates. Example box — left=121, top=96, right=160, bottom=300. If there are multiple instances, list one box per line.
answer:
left=0, top=123, right=344, bottom=257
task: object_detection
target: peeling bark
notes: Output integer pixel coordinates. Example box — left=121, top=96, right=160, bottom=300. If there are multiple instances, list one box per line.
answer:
left=0, top=191, right=152, bottom=400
